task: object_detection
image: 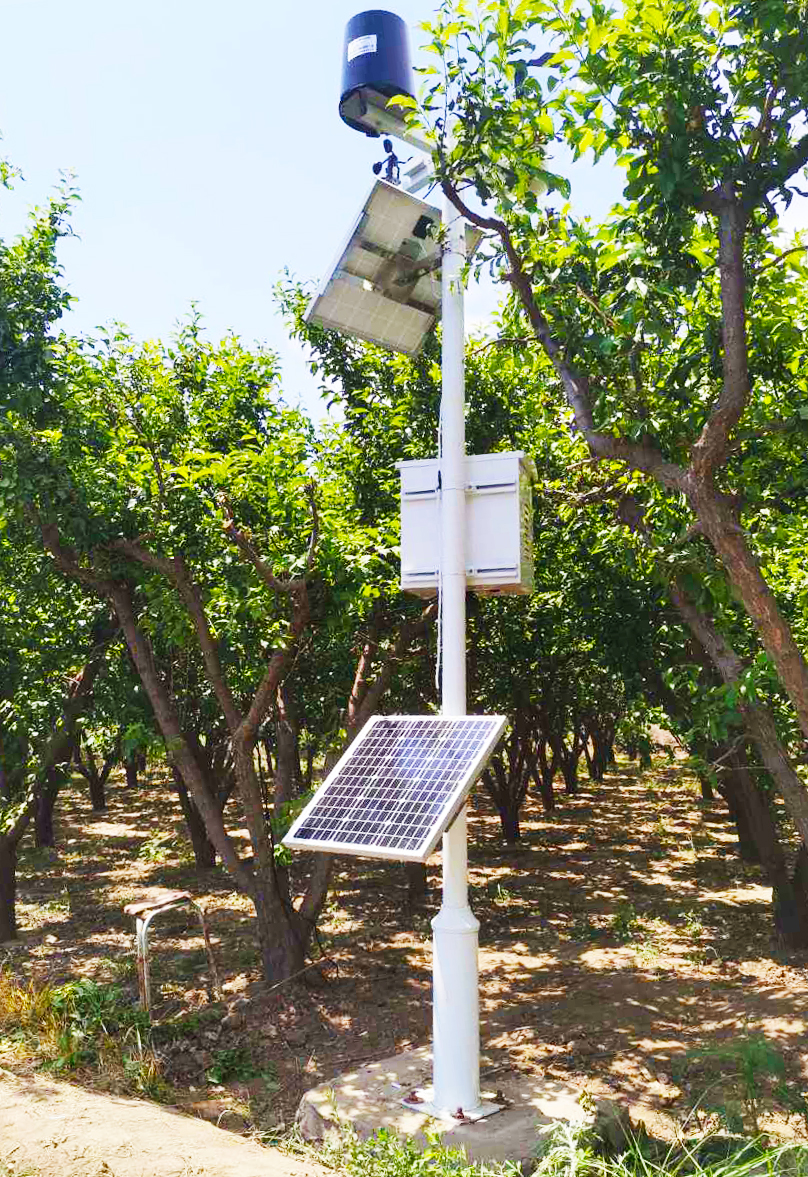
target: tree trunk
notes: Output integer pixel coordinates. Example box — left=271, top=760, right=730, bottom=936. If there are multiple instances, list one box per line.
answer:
left=774, top=882, right=808, bottom=948
left=589, top=723, right=616, bottom=781
left=0, top=619, right=113, bottom=941
left=714, top=750, right=808, bottom=945
left=405, top=861, right=428, bottom=905
left=34, top=769, right=61, bottom=849
left=531, top=741, right=556, bottom=812
left=74, top=739, right=110, bottom=812
left=669, top=581, right=808, bottom=849
left=718, top=754, right=762, bottom=864
left=582, top=735, right=595, bottom=781
left=791, top=845, right=808, bottom=907
left=253, top=875, right=307, bottom=981
left=499, top=805, right=522, bottom=843
left=553, top=736, right=581, bottom=794
left=669, top=585, right=808, bottom=946
left=698, top=772, right=716, bottom=802
left=88, top=771, right=107, bottom=812
left=482, top=743, right=529, bottom=842
left=274, top=683, right=301, bottom=808
left=0, top=837, right=18, bottom=942
left=725, top=788, right=760, bottom=864
left=123, top=751, right=145, bottom=788
left=689, top=485, right=808, bottom=744
left=173, top=771, right=217, bottom=869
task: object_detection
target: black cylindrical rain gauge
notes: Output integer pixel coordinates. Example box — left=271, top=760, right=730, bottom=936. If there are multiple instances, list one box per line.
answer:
left=339, top=10, right=415, bottom=137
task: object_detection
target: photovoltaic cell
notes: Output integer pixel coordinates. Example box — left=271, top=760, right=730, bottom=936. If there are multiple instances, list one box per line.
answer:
left=304, top=180, right=442, bottom=356
left=283, top=715, right=506, bottom=863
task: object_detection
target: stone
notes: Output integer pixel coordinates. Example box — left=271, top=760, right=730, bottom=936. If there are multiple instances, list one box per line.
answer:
left=189, top=1099, right=249, bottom=1134
left=296, top=1098, right=337, bottom=1143
left=591, top=1098, right=634, bottom=1154
left=296, top=1045, right=588, bottom=1171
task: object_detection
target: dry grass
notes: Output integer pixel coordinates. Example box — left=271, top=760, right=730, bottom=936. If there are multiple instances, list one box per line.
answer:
left=0, top=968, right=169, bottom=1099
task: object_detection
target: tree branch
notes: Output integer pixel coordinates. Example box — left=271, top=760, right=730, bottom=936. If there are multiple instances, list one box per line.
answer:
left=746, top=85, right=779, bottom=164
left=34, top=514, right=254, bottom=892
left=235, top=584, right=311, bottom=750
left=347, top=603, right=438, bottom=743
left=220, top=484, right=319, bottom=591
left=688, top=187, right=751, bottom=480
left=754, top=243, right=808, bottom=277
left=110, top=538, right=242, bottom=734
left=440, top=180, right=686, bottom=492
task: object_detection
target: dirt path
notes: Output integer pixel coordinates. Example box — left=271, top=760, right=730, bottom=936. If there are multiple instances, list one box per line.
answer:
left=0, top=1070, right=328, bottom=1177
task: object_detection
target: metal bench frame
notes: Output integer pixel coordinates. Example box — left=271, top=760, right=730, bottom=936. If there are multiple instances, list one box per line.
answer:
left=126, top=892, right=221, bottom=1014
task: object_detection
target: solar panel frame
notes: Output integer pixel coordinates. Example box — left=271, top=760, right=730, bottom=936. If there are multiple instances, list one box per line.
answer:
left=304, top=179, right=443, bottom=357
left=283, top=714, right=507, bottom=863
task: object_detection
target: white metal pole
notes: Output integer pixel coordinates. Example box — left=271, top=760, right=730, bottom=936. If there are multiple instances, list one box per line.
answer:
left=431, top=194, right=481, bottom=1116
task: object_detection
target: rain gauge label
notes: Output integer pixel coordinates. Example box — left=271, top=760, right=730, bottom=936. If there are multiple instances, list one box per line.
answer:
left=347, top=34, right=377, bottom=61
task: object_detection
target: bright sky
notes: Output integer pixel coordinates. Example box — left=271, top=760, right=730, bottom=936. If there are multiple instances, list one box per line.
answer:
left=0, top=1, right=803, bottom=417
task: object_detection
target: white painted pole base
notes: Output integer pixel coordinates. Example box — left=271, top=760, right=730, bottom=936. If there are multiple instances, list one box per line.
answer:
left=430, top=807, right=482, bottom=1116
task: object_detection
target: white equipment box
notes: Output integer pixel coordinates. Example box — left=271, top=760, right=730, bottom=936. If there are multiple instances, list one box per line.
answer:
left=397, top=451, right=536, bottom=597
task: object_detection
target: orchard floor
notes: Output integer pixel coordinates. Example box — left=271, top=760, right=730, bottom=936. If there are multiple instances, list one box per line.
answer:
left=3, top=756, right=808, bottom=1158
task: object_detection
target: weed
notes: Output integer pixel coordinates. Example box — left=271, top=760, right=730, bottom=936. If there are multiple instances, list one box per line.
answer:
left=298, top=1120, right=808, bottom=1177
left=652, top=817, right=670, bottom=843
left=205, top=1045, right=259, bottom=1085
left=0, top=969, right=170, bottom=1102
left=681, top=909, right=705, bottom=942
left=153, top=1005, right=223, bottom=1043
left=313, top=1124, right=521, bottom=1175
left=678, top=1035, right=808, bottom=1135
left=137, top=831, right=178, bottom=864
left=493, top=884, right=515, bottom=905
left=36, top=887, right=72, bottom=918
left=46, top=977, right=148, bottom=1070
left=570, top=915, right=601, bottom=942
left=611, top=902, right=642, bottom=942
left=531, top=1119, right=808, bottom=1176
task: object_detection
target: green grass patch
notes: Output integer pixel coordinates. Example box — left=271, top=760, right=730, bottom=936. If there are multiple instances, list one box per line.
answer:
left=307, top=1123, right=808, bottom=1177
left=0, top=969, right=170, bottom=1101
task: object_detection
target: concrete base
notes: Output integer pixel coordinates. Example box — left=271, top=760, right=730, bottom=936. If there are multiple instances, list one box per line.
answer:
left=297, top=1046, right=589, bottom=1170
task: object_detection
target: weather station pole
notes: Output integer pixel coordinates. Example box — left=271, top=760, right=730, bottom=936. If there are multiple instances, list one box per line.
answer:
left=299, top=8, right=513, bottom=1122
left=430, top=192, right=481, bottom=1117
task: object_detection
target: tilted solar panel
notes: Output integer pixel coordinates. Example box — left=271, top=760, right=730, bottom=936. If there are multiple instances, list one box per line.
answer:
left=283, top=714, right=507, bottom=863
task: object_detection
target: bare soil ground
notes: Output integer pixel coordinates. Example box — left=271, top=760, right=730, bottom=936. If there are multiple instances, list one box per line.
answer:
left=2, top=756, right=807, bottom=1164
left=0, top=1070, right=329, bottom=1177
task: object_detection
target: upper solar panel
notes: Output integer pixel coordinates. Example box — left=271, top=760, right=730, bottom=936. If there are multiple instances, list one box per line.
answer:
left=283, top=714, right=507, bottom=863
left=304, top=180, right=442, bottom=356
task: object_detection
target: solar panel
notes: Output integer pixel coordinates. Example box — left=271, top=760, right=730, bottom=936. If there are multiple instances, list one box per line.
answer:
left=304, top=180, right=482, bottom=357
left=283, top=715, right=507, bottom=863
left=305, top=180, right=442, bottom=356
